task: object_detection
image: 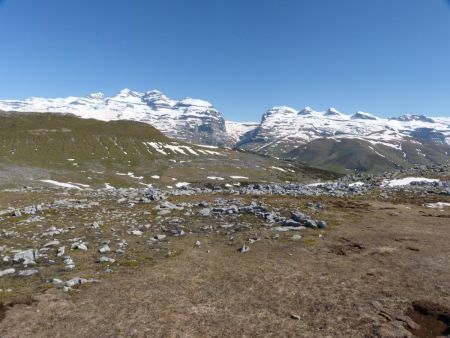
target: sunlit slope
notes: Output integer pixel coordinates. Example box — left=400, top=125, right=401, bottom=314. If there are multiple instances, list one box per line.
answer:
left=0, top=112, right=340, bottom=188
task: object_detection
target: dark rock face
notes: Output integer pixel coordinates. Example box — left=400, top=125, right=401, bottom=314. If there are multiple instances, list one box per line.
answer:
left=410, top=128, right=446, bottom=145
left=177, top=109, right=232, bottom=146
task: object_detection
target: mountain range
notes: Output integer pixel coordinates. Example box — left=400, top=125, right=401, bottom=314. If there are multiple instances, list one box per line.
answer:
left=1, top=89, right=449, bottom=172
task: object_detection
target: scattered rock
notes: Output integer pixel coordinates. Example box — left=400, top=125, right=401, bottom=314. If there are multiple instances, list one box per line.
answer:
left=239, top=244, right=250, bottom=253
left=71, top=242, right=88, bottom=251
left=291, top=314, right=301, bottom=320
left=0, top=268, right=15, bottom=277
left=98, top=244, right=111, bottom=253
left=98, top=256, right=115, bottom=263
left=44, top=240, right=60, bottom=248
left=57, top=246, right=65, bottom=257
left=18, top=269, right=39, bottom=277
left=13, top=249, right=38, bottom=265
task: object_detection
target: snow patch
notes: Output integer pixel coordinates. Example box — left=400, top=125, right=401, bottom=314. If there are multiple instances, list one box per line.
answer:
left=207, top=176, right=225, bottom=181
left=424, top=202, right=450, bottom=209
left=40, top=180, right=82, bottom=190
left=382, top=177, right=439, bottom=187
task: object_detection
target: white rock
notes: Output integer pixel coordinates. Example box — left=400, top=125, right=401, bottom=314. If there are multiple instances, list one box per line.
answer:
left=64, top=277, right=100, bottom=288
left=0, top=268, right=15, bottom=277
left=64, top=256, right=75, bottom=269
left=71, top=242, right=88, bottom=251
left=195, top=240, right=201, bottom=247
left=51, top=278, right=64, bottom=286
left=99, top=256, right=115, bottom=263
left=90, top=222, right=101, bottom=229
left=18, top=269, right=39, bottom=276
left=98, top=244, right=111, bottom=253
left=131, top=230, right=143, bottom=236
left=239, top=244, right=250, bottom=253
left=57, top=246, right=65, bottom=257
left=13, top=249, right=38, bottom=265
left=44, top=240, right=60, bottom=247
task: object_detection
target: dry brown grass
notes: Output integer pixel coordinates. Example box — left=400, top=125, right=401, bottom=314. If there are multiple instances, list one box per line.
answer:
left=0, top=193, right=450, bottom=337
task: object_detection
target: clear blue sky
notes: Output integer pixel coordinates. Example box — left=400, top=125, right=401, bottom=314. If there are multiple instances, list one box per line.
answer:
left=1, top=0, right=450, bottom=120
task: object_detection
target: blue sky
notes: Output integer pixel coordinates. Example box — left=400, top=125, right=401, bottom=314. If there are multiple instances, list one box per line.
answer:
left=1, top=0, right=449, bottom=120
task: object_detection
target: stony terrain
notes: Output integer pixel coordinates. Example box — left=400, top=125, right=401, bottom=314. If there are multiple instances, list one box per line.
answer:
left=0, top=164, right=449, bottom=337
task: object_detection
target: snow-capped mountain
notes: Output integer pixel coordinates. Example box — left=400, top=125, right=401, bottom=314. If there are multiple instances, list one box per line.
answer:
left=0, top=89, right=232, bottom=146
left=1, top=89, right=449, bottom=172
left=225, top=121, right=259, bottom=143
left=237, top=106, right=450, bottom=172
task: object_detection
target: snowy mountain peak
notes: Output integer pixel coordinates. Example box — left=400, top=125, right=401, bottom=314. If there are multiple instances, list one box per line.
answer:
left=351, top=111, right=378, bottom=120
left=324, top=107, right=344, bottom=117
left=86, top=92, right=105, bottom=100
left=391, top=114, right=436, bottom=123
left=115, top=88, right=143, bottom=99
left=142, top=90, right=174, bottom=108
left=176, top=98, right=213, bottom=108
left=0, top=89, right=232, bottom=146
left=262, top=106, right=298, bottom=122
left=144, top=89, right=166, bottom=99
left=299, top=106, right=314, bottom=115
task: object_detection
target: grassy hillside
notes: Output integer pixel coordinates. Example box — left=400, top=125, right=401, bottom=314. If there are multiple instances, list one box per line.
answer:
left=0, top=112, right=340, bottom=188
left=287, top=138, right=450, bottom=173
left=0, top=112, right=170, bottom=166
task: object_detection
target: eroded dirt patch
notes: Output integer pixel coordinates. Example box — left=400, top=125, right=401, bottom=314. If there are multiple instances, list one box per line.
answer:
left=406, top=301, right=450, bottom=338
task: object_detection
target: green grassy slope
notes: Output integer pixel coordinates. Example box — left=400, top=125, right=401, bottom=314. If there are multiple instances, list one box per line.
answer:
left=0, top=112, right=340, bottom=188
left=287, top=137, right=450, bottom=173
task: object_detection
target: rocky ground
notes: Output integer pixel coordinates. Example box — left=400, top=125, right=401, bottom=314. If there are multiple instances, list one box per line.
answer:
left=0, top=166, right=450, bottom=337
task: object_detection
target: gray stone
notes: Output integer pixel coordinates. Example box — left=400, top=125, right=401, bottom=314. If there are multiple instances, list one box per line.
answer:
left=317, top=220, right=327, bottom=229
left=154, top=234, right=167, bottom=241
left=64, top=277, right=100, bottom=288
left=57, top=246, right=65, bottom=257
left=12, top=210, right=22, bottom=217
left=198, top=208, right=212, bottom=217
left=283, top=219, right=302, bottom=227
left=98, top=256, right=115, bottom=263
left=71, top=242, right=88, bottom=251
left=98, top=244, right=111, bottom=253
left=291, top=211, right=308, bottom=223
left=13, top=249, right=38, bottom=265
left=239, top=244, right=250, bottom=253
left=44, top=240, right=60, bottom=247
left=18, top=269, right=39, bottom=276
left=304, top=220, right=318, bottom=228
left=0, top=268, right=15, bottom=277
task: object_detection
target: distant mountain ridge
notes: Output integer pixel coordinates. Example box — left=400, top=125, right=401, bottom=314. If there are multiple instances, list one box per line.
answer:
left=1, top=90, right=449, bottom=172
left=0, top=89, right=232, bottom=146
left=236, top=105, right=450, bottom=172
